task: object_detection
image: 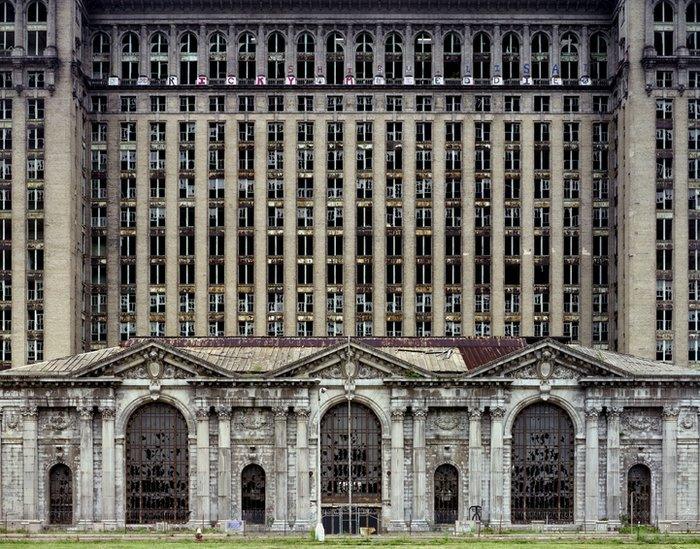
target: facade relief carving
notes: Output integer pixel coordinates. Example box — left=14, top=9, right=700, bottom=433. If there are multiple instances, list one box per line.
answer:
left=621, top=408, right=662, bottom=437
left=233, top=408, right=272, bottom=436
left=40, top=410, right=75, bottom=435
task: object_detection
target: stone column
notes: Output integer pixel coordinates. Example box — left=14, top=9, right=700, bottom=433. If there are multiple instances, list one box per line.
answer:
left=271, top=407, right=288, bottom=530
left=468, top=408, right=483, bottom=515
left=114, top=436, right=125, bottom=525
left=216, top=406, right=232, bottom=523
left=489, top=407, right=505, bottom=526
left=411, top=407, right=428, bottom=530
left=389, top=406, right=406, bottom=531
left=585, top=406, right=601, bottom=530
left=294, top=407, right=311, bottom=530
left=374, top=24, right=384, bottom=79
left=195, top=407, right=211, bottom=525
left=21, top=405, right=38, bottom=525
left=606, top=406, right=622, bottom=526
left=99, top=406, right=117, bottom=528
left=78, top=406, right=94, bottom=526
left=662, top=406, right=680, bottom=524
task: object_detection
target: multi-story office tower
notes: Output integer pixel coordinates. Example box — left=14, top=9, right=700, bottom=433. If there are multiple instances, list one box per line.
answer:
left=0, top=0, right=693, bottom=367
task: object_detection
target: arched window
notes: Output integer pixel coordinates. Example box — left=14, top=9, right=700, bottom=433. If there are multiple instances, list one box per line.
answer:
left=502, top=32, right=520, bottom=81
left=654, top=1, right=674, bottom=56
left=443, top=32, right=461, bottom=80
left=511, top=402, right=575, bottom=524
left=209, top=32, right=227, bottom=81
left=320, top=401, right=381, bottom=534
left=121, top=31, right=140, bottom=81
left=434, top=464, right=458, bottom=524
left=149, top=32, right=168, bottom=81
left=0, top=2, right=15, bottom=54
left=91, top=33, right=111, bottom=80
left=238, top=32, right=256, bottom=83
left=415, top=31, right=432, bottom=82
left=688, top=2, right=700, bottom=54
left=627, top=464, right=652, bottom=525
left=267, top=31, right=285, bottom=81
left=531, top=32, right=550, bottom=82
left=384, top=32, right=403, bottom=83
left=126, top=402, right=189, bottom=524
left=326, top=31, right=344, bottom=85
left=473, top=32, right=491, bottom=81
left=26, top=1, right=47, bottom=56
left=49, top=464, right=73, bottom=525
left=590, top=33, right=608, bottom=82
left=241, top=464, right=266, bottom=524
left=179, top=32, right=198, bottom=85
left=296, top=32, right=315, bottom=81
left=560, top=32, right=579, bottom=81
left=355, top=31, right=373, bottom=82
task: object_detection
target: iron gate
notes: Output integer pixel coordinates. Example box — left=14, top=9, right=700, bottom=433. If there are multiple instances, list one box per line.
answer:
left=241, top=463, right=266, bottom=524
left=628, top=464, right=652, bottom=525
left=434, top=463, right=459, bottom=524
left=49, top=463, right=73, bottom=524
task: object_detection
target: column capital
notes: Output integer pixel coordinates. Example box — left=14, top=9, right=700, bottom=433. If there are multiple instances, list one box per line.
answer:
left=216, top=406, right=231, bottom=420
left=608, top=405, right=624, bottom=418
left=272, top=406, right=288, bottom=420
left=412, top=406, right=428, bottom=420
left=77, top=406, right=94, bottom=421
left=585, top=406, right=602, bottom=419
left=20, top=405, right=38, bottom=418
left=490, top=406, right=506, bottom=419
left=99, top=406, right=116, bottom=419
left=391, top=406, right=406, bottom=421
left=468, top=407, right=483, bottom=420
left=295, top=407, right=310, bottom=420
left=663, top=405, right=680, bottom=419
left=195, top=407, right=210, bottom=421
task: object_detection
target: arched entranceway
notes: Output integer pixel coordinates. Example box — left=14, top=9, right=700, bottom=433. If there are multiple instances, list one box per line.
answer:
left=320, top=401, right=382, bottom=534
left=510, top=402, right=575, bottom=524
left=125, top=402, right=189, bottom=524
left=48, top=463, right=73, bottom=524
left=627, top=464, right=652, bottom=525
left=434, top=464, right=459, bottom=524
left=241, top=464, right=266, bottom=524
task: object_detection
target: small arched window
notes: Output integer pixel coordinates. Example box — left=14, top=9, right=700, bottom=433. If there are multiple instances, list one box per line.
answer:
left=208, top=32, right=226, bottom=81
left=531, top=32, right=550, bottom=81
left=355, top=31, right=373, bottom=82
left=121, top=32, right=140, bottom=81
left=443, top=32, right=462, bottom=81
left=296, top=32, right=315, bottom=81
left=0, top=2, right=15, bottom=53
left=91, top=33, right=111, bottom=80
left=26, top=1, right=47, bottom=56
left=149, top=32, right=168, bottom=81
left=414, top=32, right=432, bottom=82
left=654, top=1, right=675, bottom=56
left=267, top=31, right=285, bottom=81
left=326, top=31, right=344, bottom=85
left=502, top=33, right=520, bottom=81
left=560, top=32, right=579, bottom=81
left=238, top=32, right=256, bottom=82
left=179, top=32, right=198, bottom=85
left=384, top=32, right=403, bottom=82
left=590, top=33, right=608, bottom=82
left=688, top=2, right=700, bottom=54
left=473, top=32, right=491, bottom=81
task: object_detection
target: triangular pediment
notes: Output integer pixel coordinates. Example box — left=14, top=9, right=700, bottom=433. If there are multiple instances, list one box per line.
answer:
left=265, top=341, right=433, bottom=379
left=466, top=339, right=630, bottom=380
left=75, top=340, right=231, bottom=379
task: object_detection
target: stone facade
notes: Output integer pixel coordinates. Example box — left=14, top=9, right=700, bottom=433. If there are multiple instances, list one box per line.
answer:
left=0, top=336, right=698, bottom=532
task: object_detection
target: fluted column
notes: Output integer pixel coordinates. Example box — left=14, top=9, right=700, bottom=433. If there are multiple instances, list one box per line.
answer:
left=662, top=406, right=680, bottom=524
left=217, top=406, right=232, bottom=522
left=21, top=405, right=38, bottom=524
left=389, top=406, right=406, bottom=530
left=100, top=406, right=117, bottom=527
left=195, top=407, right=211, bottom=525
left=271, top=407, right=289, bottom=530
left=606, top=406, right=622, bottom=526
left=411, top=407, right=428, bottom=530
left=295, top=407, right=311, bottom=530
left=78, top=406, right=95, bottom=525
left=468, top=408, right=483, bottom=515
left=489, top=406, right=505, bottom=525
left=585, top=406, right=601, bottom=530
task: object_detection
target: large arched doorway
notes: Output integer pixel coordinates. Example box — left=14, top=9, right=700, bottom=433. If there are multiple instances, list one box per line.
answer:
left=434, top=464, right=459, bottom=524
left=511, top=402, right=575, bottom=524
left=48, top=463, right=73, bottom=525
left=627, top=464, right=652, bottom=525
left=320, top=401, right=382, bottom=534
left=125, top=402, right=189, bottom=524
left=241, top=464, right=266, bottom=524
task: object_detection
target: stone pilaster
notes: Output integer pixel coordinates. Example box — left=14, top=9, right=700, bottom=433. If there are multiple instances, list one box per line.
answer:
left=195, top=407, right=211, bottom=525
left=606, top=406, right=622, bottom=526
left=489, top=406, right=505, bottom=526
left=294, top=407, right=311, bottom=530
left=584, top=406, right=601, bottom=530
left=410, top=407, right=428, bottom=530
left=78, top=406, right=94, bottom=527
left=388, top=406, right=406, bottom=531
left=662, top=406, right=680, bottom=525
left=21, top=405, right=38, bottom=526
left=99, top=406, right=117, bottom=528
left=468, top=408, right=483, bottom=516
left=216, top=406, right=232, bottom=523
left=271, top=407, right=289, bottom=530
